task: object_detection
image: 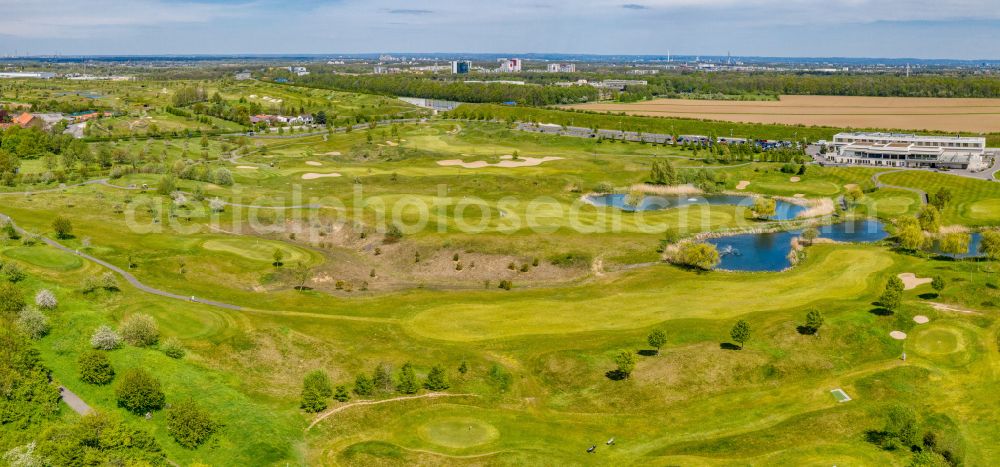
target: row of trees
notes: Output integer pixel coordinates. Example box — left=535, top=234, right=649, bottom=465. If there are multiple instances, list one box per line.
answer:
left=300, top=361, right=454, bottom=413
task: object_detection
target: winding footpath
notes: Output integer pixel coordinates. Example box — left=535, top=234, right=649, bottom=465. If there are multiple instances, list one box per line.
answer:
left=307, top=393, right=478, bottom=431
left=871, top=169, right=929, bottom=204
left=0, top=213, right=242, bottom=311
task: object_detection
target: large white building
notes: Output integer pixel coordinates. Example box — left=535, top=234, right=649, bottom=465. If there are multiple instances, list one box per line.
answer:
left=547, top=63, right=575, bottom=73
left=829, top=132, right=988, bottom=170
left=497, top=58, right=522, bottom=73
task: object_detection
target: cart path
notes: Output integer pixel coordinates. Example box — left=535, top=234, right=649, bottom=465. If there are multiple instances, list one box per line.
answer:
left=307, top=393, right=479, bottom=431
left=59, top=386, right=93, bottom=415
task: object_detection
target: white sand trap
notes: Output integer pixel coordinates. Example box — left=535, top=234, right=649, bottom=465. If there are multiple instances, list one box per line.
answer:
left=236, top=166, right=258, bottom=170
left=500, top=155, right=513, bottom=160
left=385, top=141, right=398, bottom=146
left=913, top=315, right=930, bottom=324
left=736, top=180, right=751, bottom=190
left=890, top=331, right=908, bottom=340
left=305, top=161, right=323, bottom=166
left=320, top=151, right=342, bottom=156
left=301, top=172, right=342, bottom=180
left=898, top=273, right=932, bottom=290
left=437, top=157, right=563, bottom=169
left=844, top=184, right=859, bottom=190
left=789, top=176, right=801, bottom=182
left=929, top=302, right=979, bottom=314
left=793, top=194, right=806, bottom=198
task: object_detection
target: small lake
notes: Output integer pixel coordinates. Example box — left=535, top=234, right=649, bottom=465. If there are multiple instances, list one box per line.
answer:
left=706, top=220, right=888, bottom=272
left=929, top=233, right=984, bottom=259
left=586, top=194, right=807, bottom=221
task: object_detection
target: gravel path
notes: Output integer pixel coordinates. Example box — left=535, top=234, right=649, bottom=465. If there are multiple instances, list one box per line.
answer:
left=59, top=386, right=93, bottom=415
left=872, top=170, right=928, bottom=204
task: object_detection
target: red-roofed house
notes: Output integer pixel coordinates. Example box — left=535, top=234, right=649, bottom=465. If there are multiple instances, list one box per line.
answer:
left=13, top=112, right=42, bottom=129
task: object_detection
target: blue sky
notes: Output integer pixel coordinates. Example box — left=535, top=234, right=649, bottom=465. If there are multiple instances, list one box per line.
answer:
left=0, top=0, right=998, bottom=59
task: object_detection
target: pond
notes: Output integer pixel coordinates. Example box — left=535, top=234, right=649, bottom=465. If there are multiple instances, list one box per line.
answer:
left=706, top=220, right=888, bottom=272
left=586, top=194, right=808, bottom=221
left=929, top=233, right=984, bottom=259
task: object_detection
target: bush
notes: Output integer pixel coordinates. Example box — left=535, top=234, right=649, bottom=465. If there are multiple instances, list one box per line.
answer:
left=396, top=363, right=419, bottom=394
left=333, top=385, right=350, bottom=402
left=0, top=283, right=25, bottom=315
left=672, top=242, right=721, bottom=270
left=549, top=252, right=592, bottom=268
left=115, top=368, right=166, bottom=414
left=90, top=325, right=121, bottom=350
left=52, top=216, right=73, bottom=239
left=166, top=399, right=220, bottom=449
left=161, top=337, right=186, bottom=359
left=3, top=262, right=26, bottom=283
left=16, top=306, right=49, bottom=340
left=78, top=351, right=115, bottom=385
left=120, top=314, right=159, bottom=347
left=301, top=370, right=333, bottom=413
left=353, top=374, right=374, bottom=397
left=383, top=224, right=403, bottom=243
left=423, top=365, right=450, bottom=390
left=82, top=276, right=101, bottom=294
left=100, top=272, right=119, bottom=291
left=34, top=289, right=57, bottom=310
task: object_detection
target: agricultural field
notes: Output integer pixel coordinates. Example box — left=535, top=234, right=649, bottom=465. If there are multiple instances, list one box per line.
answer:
left=2, top=93, right=999, bottom=466
left=567, top=95, right=1000, bottom=136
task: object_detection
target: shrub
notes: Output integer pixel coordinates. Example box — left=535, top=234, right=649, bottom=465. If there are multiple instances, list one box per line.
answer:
left=333, top=385, right=350, bottom=402
left=120, top=314, right=159, bottom=347
left=100, top=272, right=120, bottom=291
left=52, top=216, right=73, bottom=239
left=353, top=374, right=374, bottom=397
left=166, top=399, right=220, bottom=449
left=90, top=325, right=121, bottom=350
left=383, top=224, right=403, bottom=243
left=34, top=289, right=57, bottom=310
left=672, top=242, right=721, bottom=270
left=3, top=262, right=26, bottom=283
left=301, top=370, right=333, bottom=413
left=16, top=306, right=49, bottom=340
left=115, top=368, right=166, bottom=414
left=161, top=337, right=186, bottom=359
left=549, top=252, right=591, bottom=268
left=0, top=283, right=25, bottom=315
left=423, top=365, right=450, bottom=390
left=78, top=351, right=115, bottom=385
left=82, top=276, right=101, bottom=294
left=213, top=168, right=233, bottom=186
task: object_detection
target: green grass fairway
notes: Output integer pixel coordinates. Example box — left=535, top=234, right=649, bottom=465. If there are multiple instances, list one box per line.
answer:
left=968, top=199, right=1000, bottom=222
left=418, top=417, right=501, bottom=449
left=912, top=326, right=965, bottom=355
left=201, top=238, right=310, bottom=264
left=3, top=246, right=84, bottom=271
left=407, top=247, right=894, bottom=341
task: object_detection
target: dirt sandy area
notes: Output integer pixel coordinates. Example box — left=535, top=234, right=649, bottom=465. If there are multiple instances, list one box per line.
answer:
left=797, top=198, right=835, bottom=218
left=890, top=331, right=908, bottom=340
left=735, top=180, right=751, bottom=190
left=566, top=95, right=1000, bottom=133
left=320, top=151, right=342, bottom=156
left=789, top=177, right=801, bottom=183
left=305, top=161, right=323, bottom=166
left=437, top=156, right=563, bottom=169
left=301, top=173, right=342, bottom=180
left=793, top=194, right=805, bottom=198
left=236, top=166, right=258, bottom=170
left=913, top=315, right=930, bottom=324
left=898, top=272, right=932, bottom=290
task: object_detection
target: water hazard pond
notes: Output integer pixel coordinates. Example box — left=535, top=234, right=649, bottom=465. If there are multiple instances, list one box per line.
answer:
left=706, top=220, right=889, bottom=272
left=586, top=193, right=807, bottom=221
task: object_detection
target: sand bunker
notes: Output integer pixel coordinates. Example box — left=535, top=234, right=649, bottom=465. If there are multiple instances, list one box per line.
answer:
left=437, top=156, right=563, bottom=169
left=844, top=184, right=859, bottom=190
left=898, top=273, right=932, bottom=290
left=890, top=331, right=908, bottom=340
left=301, top=172, right=342, bottom=180
left=631, top=183, right=703, bottom=195
left=736, top=180, right=751, bottom=190
left=913, top=315, right=930, bottom=324
left=320, top=151, right=342, bottom=156
left=305, top=161, right=323, bottom=166
left=385, top=141, right=398, bottom=146
left=789, top=176, right=801, bottom=182
left=793, top=194, right=806, bottom=198
left=236, top=166, right=258, bottom=170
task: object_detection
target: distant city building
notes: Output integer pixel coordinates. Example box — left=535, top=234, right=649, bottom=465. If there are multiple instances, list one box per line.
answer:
left=0, top=72, right=55, bottom=79
left=829, top=132, right=988, bottom=170
left=464, top=80, right=525, bottom=85
left=235, top=71, right=252, bottom=80
left=497, top=58, right=522, bottom=73
left=286, top=66, right=309, bottom=76
left=451, top=60, right=471, bottom=74
left=593, top=79, right=648, bottom=90
left=547, top=63, right=576, bottom=73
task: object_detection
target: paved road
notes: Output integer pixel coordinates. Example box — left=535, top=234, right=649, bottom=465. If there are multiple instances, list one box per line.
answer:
left=0, top=213, right=243, bottom=311
left=59, top=386, right=93, bottom=415
left=872, top=170, right=929, bottom=204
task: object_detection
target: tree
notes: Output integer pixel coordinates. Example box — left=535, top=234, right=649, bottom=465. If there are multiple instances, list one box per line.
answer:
left=883, top=404, right=919, bottom=447
left=272, top=249, right=284, bottom=267
left=930, top=187, right=952, bottom=210
left=115, top=368, right=166, bottom=414
left=752, top=197, right=777, bottom=220
left=918, top=205, right=941, bottom=233
left=156, top=175, right=176, bottom=196
left=2, top=221, right=19, bottom=240
left=672, top=242, right=720, bottom=270
left=3, top=262, right=25, bottom=283
left=52, top=216, right=73, bottom=239
left=16, top=307, right=48, bottom=340
left=161, top=337, right=186, bottom=359
left=614, top=350, right=638, bottom=378
left=931, top=276, right=945, bottom=295
left=301, top=370, right=333, bottom=413
left=730, top=320, right=751, bottom=349
left=0, top=282, right=25, bottom=315
left=166, top=399, right=220, bottom=449
left=845, top=186, right=865, bottom=205
left=334, top=385, right=350, bottom=402
left=353, top=374, right=374, bottom=397
left=396, top=362, right=420, bottom=394
left=980, top=230, right=1000, bottom=261
left=90, top=325, right=121, bottom=350
left=100, top=272, right=119, bottom=291
left=647, top=329, right=667, bottom=355
left=78, top=351, right=115, bottom=385
left=801, top=227, right=819, bottom=246
left=458, top=361, right=469, bottom=376
left=372, top=363, right=394, bottom=393
left=805, top=310, right=824, bottom=335
left=423, top=365, right=450, bottom=390
left=292, top=262, right=311, bottom=290
left=896, top=217, right=926, bottom=251
left=34, top=289, right=57, bottom=310
left=939, top=232, right=970, bottom=259
left=120, top=314, right=159, bottom=347
left=880, top=277, right=905, bottom=311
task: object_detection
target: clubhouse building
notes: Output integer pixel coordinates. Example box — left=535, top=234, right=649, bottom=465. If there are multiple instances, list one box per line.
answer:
left=828, top=132, right=988, bottom=170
